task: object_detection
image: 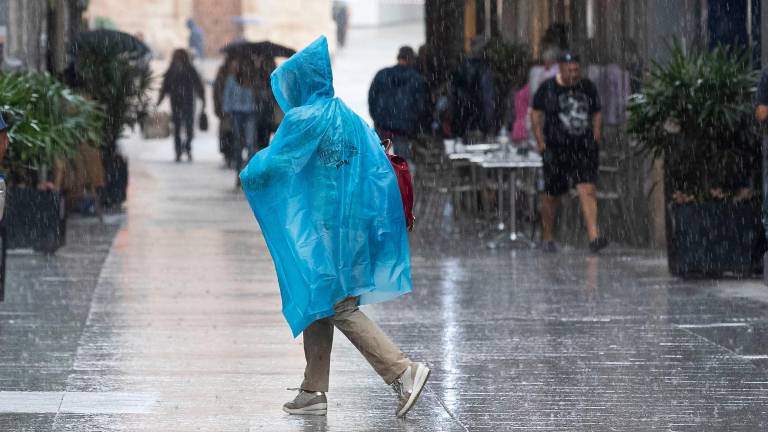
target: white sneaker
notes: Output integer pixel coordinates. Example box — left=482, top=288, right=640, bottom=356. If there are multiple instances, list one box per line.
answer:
left=391, top=362, right=431, bottom=417
left=282, top=389, right=327, bottom=416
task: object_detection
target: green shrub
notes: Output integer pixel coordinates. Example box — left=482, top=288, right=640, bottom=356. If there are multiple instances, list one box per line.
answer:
left=627, top=42, right=760, bottom=202
left=0, top=72, right=103, bottom=170
left=72, top=36, right=153, bottom=154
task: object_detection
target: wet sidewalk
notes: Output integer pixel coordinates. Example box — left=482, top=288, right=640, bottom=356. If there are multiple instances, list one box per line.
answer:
left=1, top=124, right=768, bottom=430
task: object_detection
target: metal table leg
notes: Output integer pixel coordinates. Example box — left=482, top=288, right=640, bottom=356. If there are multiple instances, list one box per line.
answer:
left=488, top=167, right=535, bottom=249
left=470, top=164, right=479, bottom=215
left=509, top=169, right=518, bottom=240
left=497, top=168, right=505, bottom=231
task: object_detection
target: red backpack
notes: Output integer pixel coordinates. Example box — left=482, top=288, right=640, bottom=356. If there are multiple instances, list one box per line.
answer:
left=383, top=140, right=414, bottom=231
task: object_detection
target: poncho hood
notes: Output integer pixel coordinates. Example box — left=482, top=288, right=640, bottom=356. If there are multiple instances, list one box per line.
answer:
left=271, top=36, right=334, bottom=112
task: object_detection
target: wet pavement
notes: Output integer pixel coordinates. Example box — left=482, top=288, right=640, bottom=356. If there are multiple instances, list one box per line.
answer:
left=3, top=23, right=768, bottom=432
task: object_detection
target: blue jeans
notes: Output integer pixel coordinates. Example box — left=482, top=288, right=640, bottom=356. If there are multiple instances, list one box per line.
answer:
left=171, top=107, right=195, bottom=158
left=232, top=112, right=257, bottom=171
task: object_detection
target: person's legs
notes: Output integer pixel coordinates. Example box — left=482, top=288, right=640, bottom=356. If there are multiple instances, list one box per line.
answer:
left=171, top=108, right=183, bottom=161
left=572, top=140, right=605, bottom=246
left=541, top=193, right=561, bottom=242
left=541, top=149, right=568, bottom=243
left=300, top=318, right=334, bottom=393
left=329, top=297, right=411, bottom=384
left=576, top=183, right=599, bottom=241
left=242, top=113, right=257, bottom=165
left=253, top=117, right=271, bottom=155
left=183, top=108, right=195, bottom=158
left=231, top=112, right=246, bottom=172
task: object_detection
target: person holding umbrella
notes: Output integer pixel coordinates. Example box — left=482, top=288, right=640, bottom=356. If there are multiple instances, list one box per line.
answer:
left=158, top=49, right=206, bottom=162
left=240, top=36, right=430, bottom=418
left=223, top=56, right=274, bottom=184
left=214, top=55, right=239, bottom=168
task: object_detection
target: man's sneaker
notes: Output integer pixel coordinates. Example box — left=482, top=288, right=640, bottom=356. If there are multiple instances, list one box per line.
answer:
left=542, top=240, right=558, bottom=253
left=282, top=389, right=327, bottom=416
left=589, top=236, right=609, bottom=253
left=392, top=362, right=431, bottom=418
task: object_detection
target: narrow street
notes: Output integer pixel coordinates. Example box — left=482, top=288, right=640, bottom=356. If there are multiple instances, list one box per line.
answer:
left=1, top=23, right=768, bottom=432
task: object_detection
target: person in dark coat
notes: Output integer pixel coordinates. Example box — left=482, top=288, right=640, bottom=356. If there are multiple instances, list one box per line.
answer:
left=368, top=46, right=430, bottom=174
left=214, top=55, right=238, bottom=168
left=187, top=19, right=205, bottom=60
left=452, top=48, right=497, bottom=139
left=332, top=2, right=349, bottom=48
left=158, top=49, right=206, bottom=162
left=224, top=55, right=274, bottom=186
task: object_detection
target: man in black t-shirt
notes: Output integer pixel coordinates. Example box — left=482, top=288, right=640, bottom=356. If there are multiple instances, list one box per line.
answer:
left=531, top=52, right=608, bottom=253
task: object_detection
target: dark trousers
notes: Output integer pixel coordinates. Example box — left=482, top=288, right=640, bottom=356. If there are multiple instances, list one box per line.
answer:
left=172, top=107, right=195, bottom=158
left=232, top=111, right=271, bottom=170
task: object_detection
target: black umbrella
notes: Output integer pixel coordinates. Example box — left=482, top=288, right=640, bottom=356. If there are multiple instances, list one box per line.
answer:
left=220, top=40, right=296, bottom=59
left=70, top=29, right=150, bottom=59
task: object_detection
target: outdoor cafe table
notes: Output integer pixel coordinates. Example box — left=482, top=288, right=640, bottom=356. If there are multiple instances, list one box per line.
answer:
left=476, top=153, right=543, bottom=248
left=446, top=144, right=500, bottom=214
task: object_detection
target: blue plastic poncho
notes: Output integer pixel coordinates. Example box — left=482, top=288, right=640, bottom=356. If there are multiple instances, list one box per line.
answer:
left=240, top=36, right=412, bottom=337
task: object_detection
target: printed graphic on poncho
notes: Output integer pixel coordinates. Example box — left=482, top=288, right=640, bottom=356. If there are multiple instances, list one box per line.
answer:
left=317, top=138, right=359, bottom=168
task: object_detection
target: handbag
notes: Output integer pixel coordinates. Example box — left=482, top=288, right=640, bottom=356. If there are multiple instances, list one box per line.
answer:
left=383, top=139, right=415, bottom=231
left=141, top=111, right=171, bottom=139
left=199, top=112, right=209, bottom=131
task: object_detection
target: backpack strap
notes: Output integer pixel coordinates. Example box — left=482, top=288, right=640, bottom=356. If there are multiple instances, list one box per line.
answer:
left=381, top=139, right=393, bottom=155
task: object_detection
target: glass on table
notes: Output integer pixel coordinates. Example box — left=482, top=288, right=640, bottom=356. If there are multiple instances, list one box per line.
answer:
left=444, top=139, right=456, bottom=154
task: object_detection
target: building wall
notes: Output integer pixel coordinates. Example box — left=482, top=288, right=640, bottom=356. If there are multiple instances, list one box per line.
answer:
left=4, top=0, right=47, bottom=70
left=240, top=0, right=336, bottom=53
left=345, top=0, right=424, bottom=27
left=87, top=0, right=194, bottom=60
left=193, top=0, right=242, bottom=57
left=87, top=0, right=335, bottom=59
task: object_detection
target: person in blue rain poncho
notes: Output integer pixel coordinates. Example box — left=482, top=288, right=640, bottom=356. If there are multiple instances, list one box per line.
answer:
left=239, top=36, right=431, bottom=418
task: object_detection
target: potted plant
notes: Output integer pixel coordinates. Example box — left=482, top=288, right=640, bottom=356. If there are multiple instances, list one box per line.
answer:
left=484, top=38, right=531, bottom=127
left=69, top=30, right=153, bottom=208
left=0, top=72, right=103, bottom=253
left=627, top=43, right=763, bottom=277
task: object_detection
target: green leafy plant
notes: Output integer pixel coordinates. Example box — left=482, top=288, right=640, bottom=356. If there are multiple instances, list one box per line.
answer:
left=485, top=38, right=530, bottom=92
left=627, top=42, right=760, bottom=202
left=0, top=72, right=103, bottom=169
left=73, top=38, right=153, bottom=154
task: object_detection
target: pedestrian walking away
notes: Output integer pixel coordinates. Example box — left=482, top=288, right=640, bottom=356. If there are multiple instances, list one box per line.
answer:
left=186, top=18, right=205, bottom=60
left=531, top=51, right=608, bottom=253
left=368, top=46, right=430, bottom=178
left=224, top=57, right=273, bottom=186
left=158, top=49, right=206, bottom=163
left=240, top=36, right=430, bottom=418
left=214, top=55, right=239, bottom=168
left=452, top=41, right=497, bottom=140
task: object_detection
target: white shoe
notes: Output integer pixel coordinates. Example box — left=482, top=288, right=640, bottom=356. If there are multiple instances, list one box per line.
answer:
left=282, top=389, right=327, bottom=416
left=391, top=362, right=431, bottom=417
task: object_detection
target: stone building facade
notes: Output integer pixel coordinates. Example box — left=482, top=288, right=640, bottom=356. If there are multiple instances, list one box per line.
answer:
left=87, top=0, right=336, bottom=60
left=1, top=0, right=86, bottom=72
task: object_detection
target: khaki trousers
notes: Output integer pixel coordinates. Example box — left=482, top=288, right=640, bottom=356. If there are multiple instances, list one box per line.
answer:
left=300, top=297, right=412, bottom=392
